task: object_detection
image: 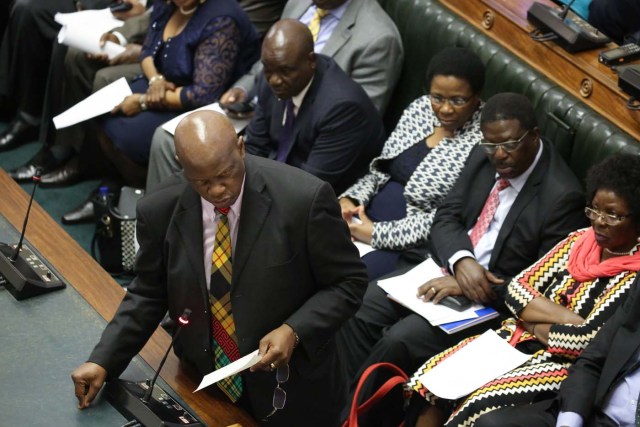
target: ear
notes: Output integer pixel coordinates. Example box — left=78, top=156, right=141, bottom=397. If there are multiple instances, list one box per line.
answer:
left=237, top=136, right=246, bottom=158
left=308, top=52, right=316, bottom=69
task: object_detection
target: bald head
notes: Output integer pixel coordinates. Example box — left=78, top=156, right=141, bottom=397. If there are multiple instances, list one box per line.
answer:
left=175, top=111, right=246, bottom=209
left=261, top=19, right=316, bottom=99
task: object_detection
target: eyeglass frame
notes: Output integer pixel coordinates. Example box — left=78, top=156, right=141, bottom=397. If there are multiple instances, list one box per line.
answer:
left=584, top=206, right=631, bottom=226
left=261, top=364, right=290, bottom=421
left=428, top=93, right=472, bottom=107
left=478, top=130, right=531, bottom=154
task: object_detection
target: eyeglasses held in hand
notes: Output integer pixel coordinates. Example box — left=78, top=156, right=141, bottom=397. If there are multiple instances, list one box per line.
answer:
left=479, top=130, right=530, bottom=154
left=261, top=364, right=289, bottom=421
left=584, top=206, right=630, bottom=226
left=428, top=94, right=471, bottom=107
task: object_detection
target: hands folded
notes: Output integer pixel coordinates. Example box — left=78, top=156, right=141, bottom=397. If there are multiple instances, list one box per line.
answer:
left=418, top=257, right=504, bottom=306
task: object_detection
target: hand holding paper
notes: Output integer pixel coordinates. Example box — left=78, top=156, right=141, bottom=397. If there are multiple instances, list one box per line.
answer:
left=195, top=350, right=261, bottom=392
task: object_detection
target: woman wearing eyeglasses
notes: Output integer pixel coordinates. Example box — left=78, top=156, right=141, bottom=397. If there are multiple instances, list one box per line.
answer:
left=339, top=47, right=485, bottom=280
left=404, top=153, right=640, bottom=427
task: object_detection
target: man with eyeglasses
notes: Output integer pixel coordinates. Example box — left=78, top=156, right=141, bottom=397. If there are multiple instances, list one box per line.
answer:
left=337, top=92, right=587, bottom=426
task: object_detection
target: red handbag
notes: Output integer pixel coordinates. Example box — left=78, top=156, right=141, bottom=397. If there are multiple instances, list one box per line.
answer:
left=342, top=362, right=409, bottom=427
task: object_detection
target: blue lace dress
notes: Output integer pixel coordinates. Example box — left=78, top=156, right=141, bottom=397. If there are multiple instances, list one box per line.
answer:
left=101, top=0, right=259, bottom=164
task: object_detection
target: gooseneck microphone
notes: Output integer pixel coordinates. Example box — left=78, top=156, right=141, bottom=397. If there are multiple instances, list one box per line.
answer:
left=142, top=308, right=192, bottom=403
left=0, top=171, right=65, bottom=300
left=11, top=172, right=41, bottom=262
left=104, top=308, right=203, bottom=426
left=558, top=0, right=577, bottom=20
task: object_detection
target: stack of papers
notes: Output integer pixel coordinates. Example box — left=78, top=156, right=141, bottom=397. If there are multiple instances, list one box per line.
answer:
left=55, top=8, right=125, bottom=59
left=377, top=258, right=483, bottom=325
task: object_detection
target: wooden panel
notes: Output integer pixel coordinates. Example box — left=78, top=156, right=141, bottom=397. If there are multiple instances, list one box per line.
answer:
left=438, top=0, right=640, bottom=141
left=0, top=169, right=256, bottom=427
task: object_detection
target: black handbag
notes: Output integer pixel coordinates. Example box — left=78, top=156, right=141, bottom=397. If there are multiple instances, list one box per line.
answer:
left=91, top=187, right=143, bottom=274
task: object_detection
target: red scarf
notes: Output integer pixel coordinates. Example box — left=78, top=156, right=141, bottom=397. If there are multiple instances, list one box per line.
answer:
left=567, top=228, right=640, bottom=282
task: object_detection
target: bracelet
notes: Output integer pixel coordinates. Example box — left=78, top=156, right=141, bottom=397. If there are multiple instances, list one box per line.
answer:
left=285, top=323, right=300, bottom=348
left=148, top=74, right=164, bottom=86
left=139, top=94, right=147, bottom=111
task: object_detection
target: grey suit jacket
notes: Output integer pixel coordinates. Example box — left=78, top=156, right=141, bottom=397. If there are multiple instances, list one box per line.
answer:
left=235, top=0, right=403, bottom=113
left=88, top=155, right=367, bottom=424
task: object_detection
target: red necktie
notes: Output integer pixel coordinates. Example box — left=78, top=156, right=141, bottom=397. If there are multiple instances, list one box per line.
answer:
left=469, top=178, right=510, bottom=247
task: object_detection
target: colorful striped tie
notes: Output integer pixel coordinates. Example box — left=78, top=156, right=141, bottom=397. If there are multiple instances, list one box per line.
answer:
left=210, top=208, right=242, bottom=401
left=308, top=8, right=328, bottom=42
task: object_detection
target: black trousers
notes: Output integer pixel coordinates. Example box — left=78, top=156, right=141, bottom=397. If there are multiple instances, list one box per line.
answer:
left=337, top=273, right=503, bottom=427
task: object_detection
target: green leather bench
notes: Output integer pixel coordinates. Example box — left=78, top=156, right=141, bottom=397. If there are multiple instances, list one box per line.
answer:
left=378, top=0, right=640, bottom=181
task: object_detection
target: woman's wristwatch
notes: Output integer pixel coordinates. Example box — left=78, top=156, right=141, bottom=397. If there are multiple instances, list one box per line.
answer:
left=139, top=94, right=148, bottom=111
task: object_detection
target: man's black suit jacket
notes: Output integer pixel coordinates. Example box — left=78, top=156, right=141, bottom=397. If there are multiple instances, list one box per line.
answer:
left=88, top=155, right=368, bottom=425
left=557, top=275, right=640, bottom=420
left=429, top=139, right=588, bottom=304
left=243, top=54, right=386, bottom=195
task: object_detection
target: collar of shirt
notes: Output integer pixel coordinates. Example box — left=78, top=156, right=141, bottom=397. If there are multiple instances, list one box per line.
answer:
left=300, top=0, right=351, bottom=52
left=282, top=76, right=314, bottom=125
left=494, top=139, right=544, bottom=192
left=201, top=175, right=246, bottom=289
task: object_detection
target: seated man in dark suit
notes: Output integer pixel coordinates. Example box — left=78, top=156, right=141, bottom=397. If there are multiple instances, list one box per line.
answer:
left=474, top=273, right=640, bottom=427
left=71, top=110, right=368, bottom=426
left=337, top=93, right=588, bottom=425
left=147, top=19, right=385, bottom=195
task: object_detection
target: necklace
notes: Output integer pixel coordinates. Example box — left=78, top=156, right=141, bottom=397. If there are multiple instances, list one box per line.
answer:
left=605, top=247, right=633, bottom=256
left=179, top=4, right=197, bottom=15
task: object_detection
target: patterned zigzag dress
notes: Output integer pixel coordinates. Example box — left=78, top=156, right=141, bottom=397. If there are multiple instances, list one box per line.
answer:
left=406, top=228, right=639, bottom=426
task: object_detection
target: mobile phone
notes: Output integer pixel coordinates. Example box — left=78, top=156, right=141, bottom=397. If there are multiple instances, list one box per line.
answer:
left=599, top=43, right=640, bottom=66
left=439, top=295, right=472, bottom=312
left=223, top=102, right=255, bottom=114
left=110, top=1, right=133, bottom=13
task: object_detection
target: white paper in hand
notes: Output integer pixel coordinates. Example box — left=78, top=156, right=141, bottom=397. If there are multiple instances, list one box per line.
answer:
left=418, top=330, right=530, bottom=399
left=53, top=77, right=131, bottom=129
left=194, top=349, right=261, bottom=392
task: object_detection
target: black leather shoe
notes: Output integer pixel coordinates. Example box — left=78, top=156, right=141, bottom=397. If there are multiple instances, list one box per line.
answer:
left=8, top=148, right=64, bottom=182
left=40, top=156, right=82, bottom=187
left=61, top=199, right=95, bottom=225
left=0, top=117, right=38, bottom=152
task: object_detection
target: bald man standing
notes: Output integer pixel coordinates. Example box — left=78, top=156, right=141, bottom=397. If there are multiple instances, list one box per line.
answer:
left=71, top=111, right=367, bottom=425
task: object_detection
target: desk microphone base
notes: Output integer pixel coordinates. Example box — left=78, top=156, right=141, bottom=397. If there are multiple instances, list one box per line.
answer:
left=0, top=243, right=65, bottom=300
left=105, top=379, right=203, bottom=427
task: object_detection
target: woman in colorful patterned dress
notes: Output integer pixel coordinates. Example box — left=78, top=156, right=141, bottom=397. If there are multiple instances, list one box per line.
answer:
left=405, top=154, right=640, bottom=427
left=339, top=47, right=486, bottom=281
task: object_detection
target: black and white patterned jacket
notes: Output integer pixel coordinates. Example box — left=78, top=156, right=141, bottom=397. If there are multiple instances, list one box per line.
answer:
left=340, top=96, right=482, bottom=250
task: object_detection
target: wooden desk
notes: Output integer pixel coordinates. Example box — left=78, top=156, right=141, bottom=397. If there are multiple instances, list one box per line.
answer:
left=438, top=0, right=640, bottom=141
left=0, top=169, right=256, bottom=427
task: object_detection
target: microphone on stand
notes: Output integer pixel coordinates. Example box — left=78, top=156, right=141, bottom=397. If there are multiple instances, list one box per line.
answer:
left=558, top=0, right=577, bottom=20
left=142, top=309, right=192, bottom=403
left=105, top=308, right=203, bottom=426
left=0, top=170, right=65, bottom=300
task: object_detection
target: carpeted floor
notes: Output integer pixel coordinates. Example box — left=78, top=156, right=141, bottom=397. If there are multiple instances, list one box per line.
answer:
left=0, top=121, right=102, bottom=264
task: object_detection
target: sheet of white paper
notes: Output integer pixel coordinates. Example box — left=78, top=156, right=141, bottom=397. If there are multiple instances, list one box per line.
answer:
left=353, top=241, right=375, bottom=257
left=195, top=350, right=261, bottom=392
left=377, top=258, right=481, bottom=324
left=53, top=77, right=132, bottom=129
left=58, top=25, right=126, bottom=58
left=161, top=102, right=251, bottom=135
left=419, top=330, right=530, bottom=399
left=54, top=8, right=122, bottom=28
